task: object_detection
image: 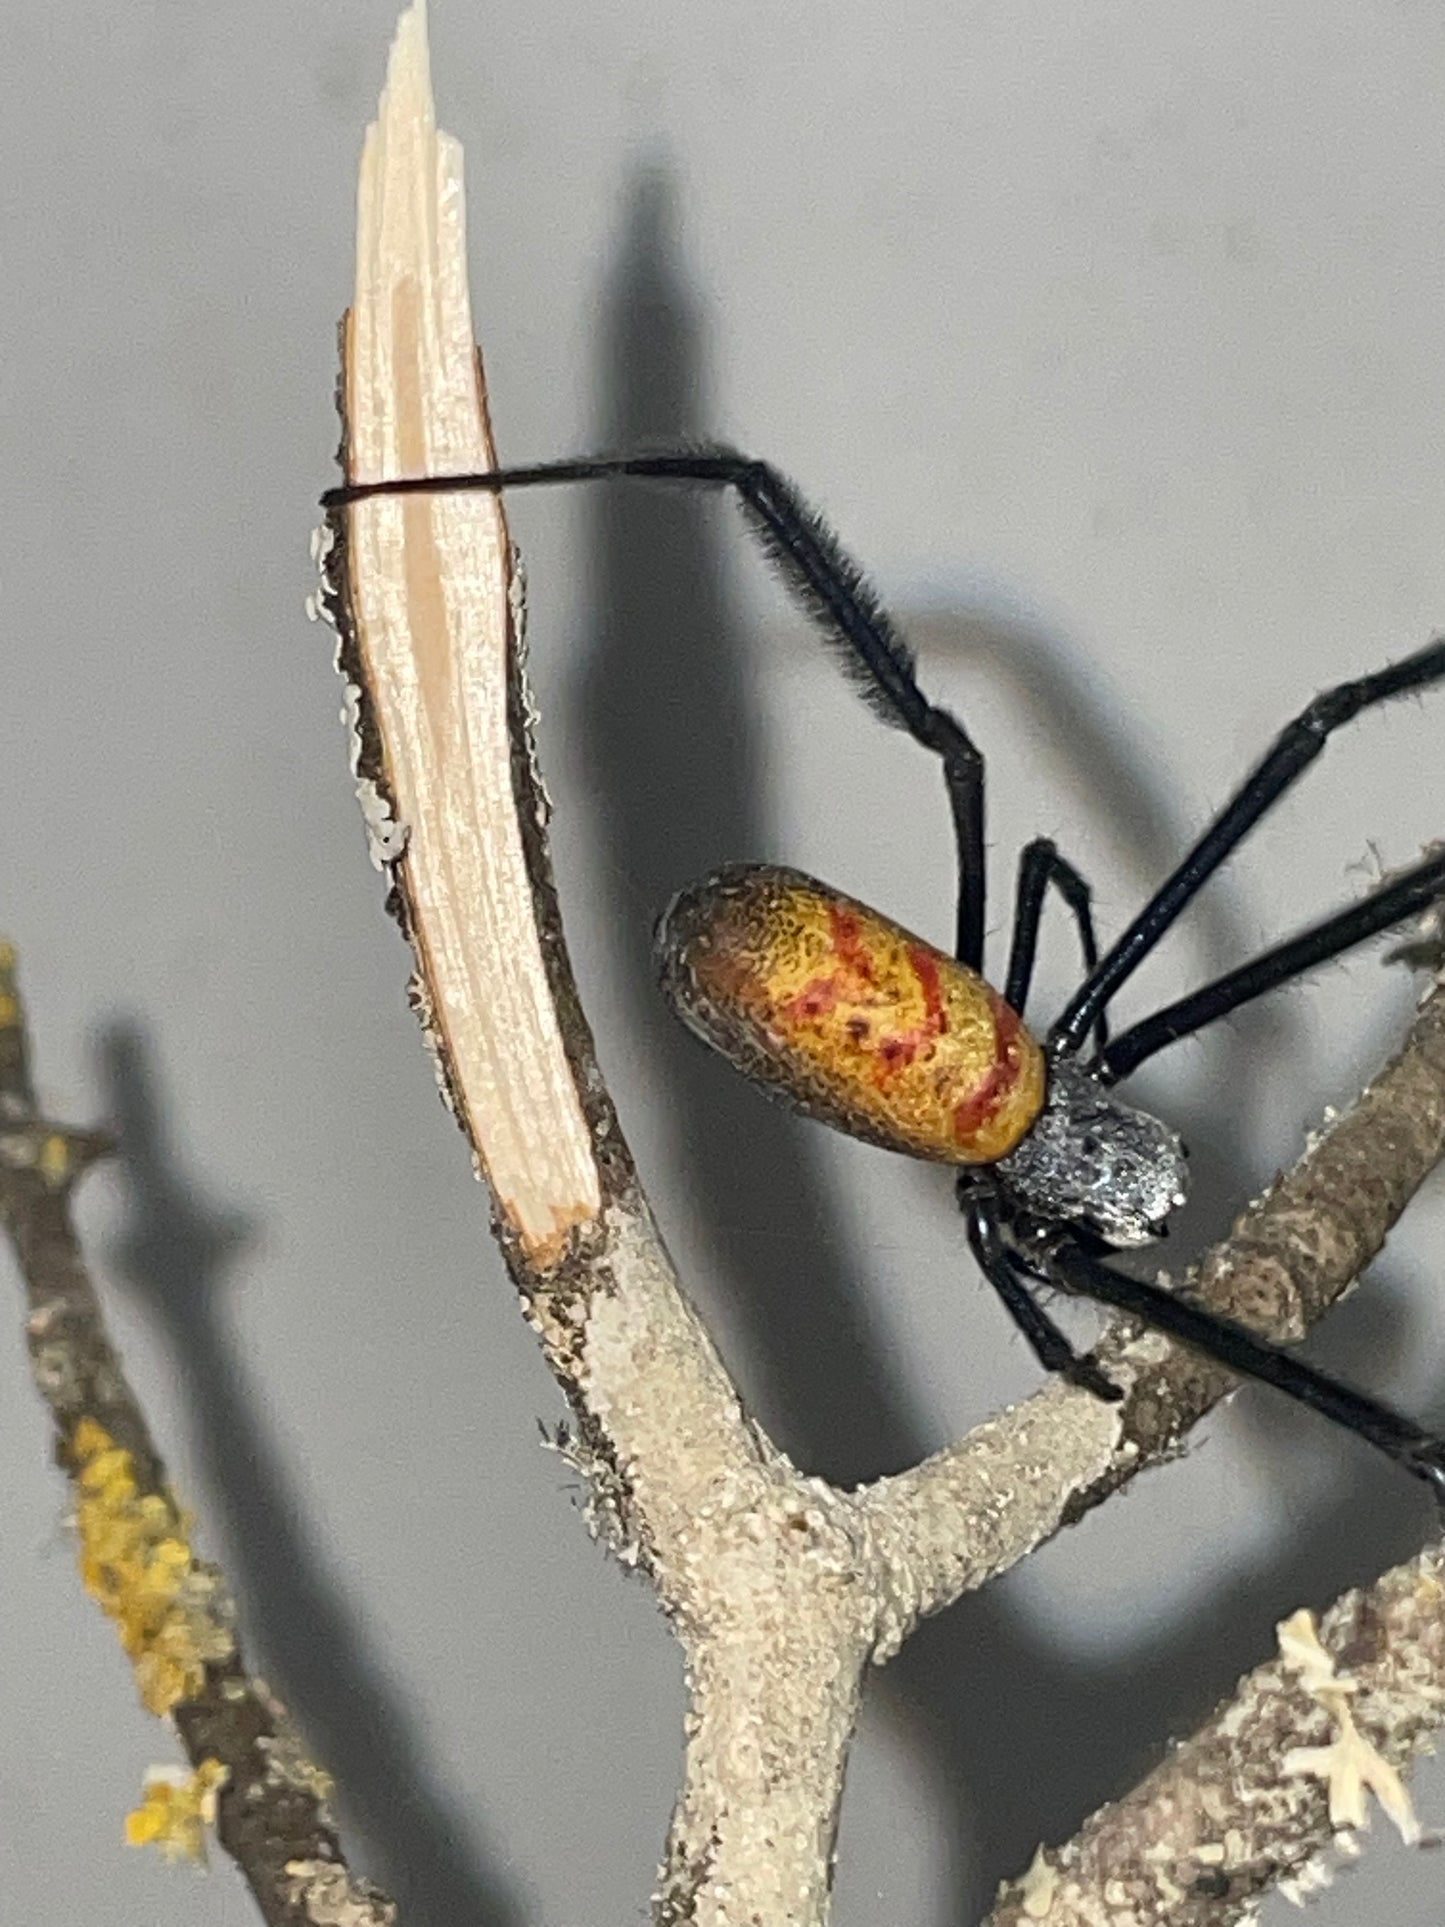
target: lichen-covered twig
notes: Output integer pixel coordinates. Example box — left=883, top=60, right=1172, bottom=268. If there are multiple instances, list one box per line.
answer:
left=321, top=8, right=1445, bottom=1924
left=0, top=945, right=396, bottom=1927
left=986, top=1543, right=1445, bottom=1927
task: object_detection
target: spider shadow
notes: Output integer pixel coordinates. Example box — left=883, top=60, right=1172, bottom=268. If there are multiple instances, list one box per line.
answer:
left=92, top=1021, right=524, bottom=1927
left=567, top=168, right=901, bottom=1483
left=575, top=162, right=1434, bottom=1922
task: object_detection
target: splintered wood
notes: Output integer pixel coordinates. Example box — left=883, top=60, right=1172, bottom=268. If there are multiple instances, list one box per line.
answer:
left=328, top=0, right=599, bottom=1261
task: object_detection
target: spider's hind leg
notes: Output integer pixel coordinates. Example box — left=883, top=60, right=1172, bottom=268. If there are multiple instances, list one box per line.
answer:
left=724, top=456, right=990, bottom=968
left=325, top=448, right=992, bottom=968
left=1043, top=1230, right=1445, bottom=1498
left=1006, top=837, right=1107, bottom=1047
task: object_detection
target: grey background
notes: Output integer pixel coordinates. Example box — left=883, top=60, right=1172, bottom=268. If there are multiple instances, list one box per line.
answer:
left=3, top=3, right=1445, bottom=1923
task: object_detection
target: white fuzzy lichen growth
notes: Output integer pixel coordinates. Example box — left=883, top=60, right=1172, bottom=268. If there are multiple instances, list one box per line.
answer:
left=1278, top=1608, right=1423, bottom=1846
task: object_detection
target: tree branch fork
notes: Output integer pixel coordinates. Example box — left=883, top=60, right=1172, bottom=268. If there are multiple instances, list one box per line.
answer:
left=312, top=10, right=1445, bottom=1923
left=5, top=4, right=1445, bottom=1925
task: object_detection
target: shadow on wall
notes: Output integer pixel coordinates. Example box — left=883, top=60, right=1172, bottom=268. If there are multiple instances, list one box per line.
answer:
left=96, top=1024, right=526, bottom=1927
left=568, top=162, right=1434, bottom=1921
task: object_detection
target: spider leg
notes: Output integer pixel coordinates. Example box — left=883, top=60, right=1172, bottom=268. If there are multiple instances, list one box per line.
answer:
left=1050, top=634, right=1445, bottom=1053
left=324, top=450, right=991, bottom=969
left=1005, top=837, right=1107, bottom=1048
left=1097, top=844, right=1445, bottom=1083
left=1043, top=1231, right=1445, bottom=1498
left=959, top=1180, right=1121, bottom=1401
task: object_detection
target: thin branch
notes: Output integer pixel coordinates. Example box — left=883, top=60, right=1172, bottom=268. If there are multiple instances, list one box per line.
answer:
left=0, top=943, right=396, bottom=1927
left=985, top=1540, right=1445, bottom=1927
left=320, top=8, right=1445, bottom=1923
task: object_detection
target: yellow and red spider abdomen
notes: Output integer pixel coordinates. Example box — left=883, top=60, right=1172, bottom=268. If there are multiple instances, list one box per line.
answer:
left=655, top=864, right=1046, bottom=1164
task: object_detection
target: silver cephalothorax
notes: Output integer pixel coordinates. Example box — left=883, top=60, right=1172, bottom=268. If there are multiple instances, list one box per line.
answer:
left=997, top=1057, right=1188, bottom=1246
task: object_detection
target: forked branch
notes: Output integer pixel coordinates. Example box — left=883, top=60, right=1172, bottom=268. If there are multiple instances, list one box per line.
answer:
left=315, top=8, right=1445, bottom=1925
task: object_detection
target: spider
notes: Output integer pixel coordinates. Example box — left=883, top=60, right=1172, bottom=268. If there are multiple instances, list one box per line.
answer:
left=325, top=449, right=1445, bottom=1496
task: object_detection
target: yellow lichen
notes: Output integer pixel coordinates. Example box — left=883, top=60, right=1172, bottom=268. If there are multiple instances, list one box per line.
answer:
left=70, top=1417, right=233, bottom=1715
left=125, top=1758, right=229, bottom=1863
left=37, top=1131, right=72, bottom=1186
left=0, top=933, right=27, bottom=1115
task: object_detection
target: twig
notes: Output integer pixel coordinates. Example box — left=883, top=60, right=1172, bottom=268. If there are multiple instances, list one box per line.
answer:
left=986, top=1542, right=1445, bottom=1927
left=0, top=943, right=397, bottom=1927
left=321, top=7, right=1445, bottom=1922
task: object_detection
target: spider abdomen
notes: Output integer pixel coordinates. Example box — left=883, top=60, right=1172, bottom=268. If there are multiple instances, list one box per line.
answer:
left=655, top=864, right=1045, bottom=1163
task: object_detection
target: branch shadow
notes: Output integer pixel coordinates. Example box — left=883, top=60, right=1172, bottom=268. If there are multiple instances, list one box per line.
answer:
left=566, top=168, right=903, bottom=1487
left=94, top=1021, right=523, bottom=1927
left=574, top=162, right=1439, bottom=1923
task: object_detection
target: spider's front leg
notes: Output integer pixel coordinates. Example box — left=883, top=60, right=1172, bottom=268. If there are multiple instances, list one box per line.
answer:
left=1098, top=842, right=1445, bottom=1082
left=1051, top=632, right=1445, bottom=1053
left=1038, top=1228, right=1445, bottom=1501
left=958, top=1176, right=1121, bottom=1404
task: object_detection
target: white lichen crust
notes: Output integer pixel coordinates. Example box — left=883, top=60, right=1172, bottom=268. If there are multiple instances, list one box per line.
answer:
left=987, top=1548, right=1445, bottom=1927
